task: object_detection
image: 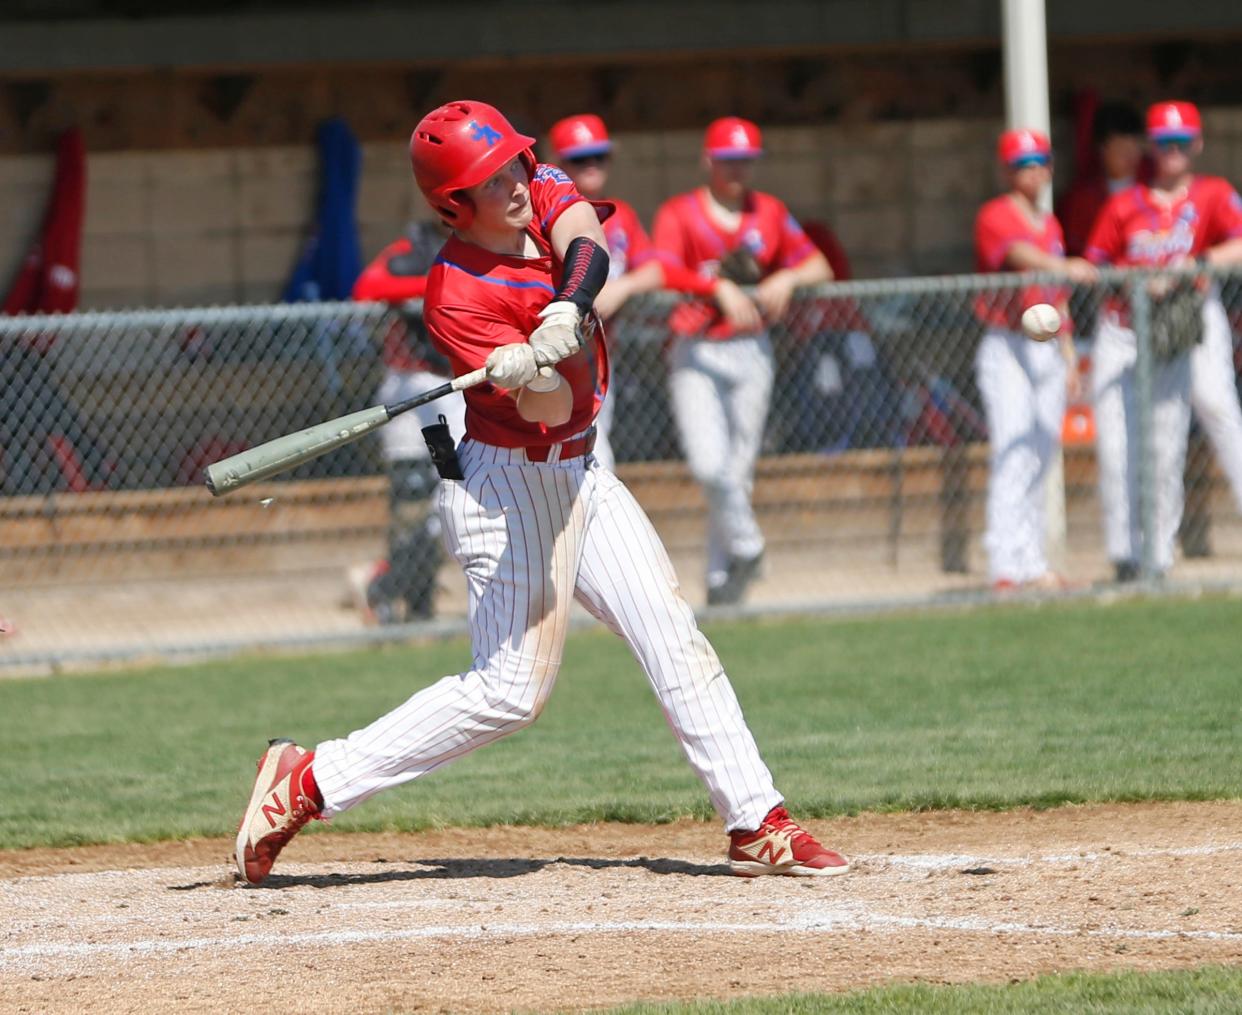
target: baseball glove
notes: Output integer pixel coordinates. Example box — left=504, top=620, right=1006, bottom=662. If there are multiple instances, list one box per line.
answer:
left=1150, top=281, right=1205, bottom=361
left=718, top=246, right=763, bottom=286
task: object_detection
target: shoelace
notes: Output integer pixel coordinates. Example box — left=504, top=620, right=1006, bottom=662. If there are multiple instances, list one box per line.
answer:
left=763, top=808, right=818, bottom=851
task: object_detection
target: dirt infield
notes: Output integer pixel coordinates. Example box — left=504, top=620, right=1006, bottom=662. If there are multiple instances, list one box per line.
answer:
left=3, top=802, right=1241, bottom=1014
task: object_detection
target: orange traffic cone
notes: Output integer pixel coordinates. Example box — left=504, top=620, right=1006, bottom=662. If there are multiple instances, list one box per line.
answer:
left=1062, top=352, right=1095, bottom=445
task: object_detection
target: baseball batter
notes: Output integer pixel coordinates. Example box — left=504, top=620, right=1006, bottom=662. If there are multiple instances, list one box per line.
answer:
left=974, top=129, right=1097, bottom=591
left=235, top=100, right=848, bottom=884
left=1085, top=101, right=1242, bottom=579
left=549, top=113, right=664, bottom=471
left=651, top=118, right=832, bottom=605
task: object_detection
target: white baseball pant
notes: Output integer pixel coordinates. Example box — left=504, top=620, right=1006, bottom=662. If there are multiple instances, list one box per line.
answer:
left=974, top=328, right=1067, bottom=583
left=313, top=437, right=782, bottom=833
left=667, top=334, right=773, bottom=588
left=1189, top=296, right=1242, bottom=512
left=592, top=389, right=616, bottom=472
left=1092, top=312, right=1192, bottom=573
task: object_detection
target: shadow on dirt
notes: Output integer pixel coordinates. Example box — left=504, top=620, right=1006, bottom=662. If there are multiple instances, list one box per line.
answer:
left=173, top=855, right=732, bottom=891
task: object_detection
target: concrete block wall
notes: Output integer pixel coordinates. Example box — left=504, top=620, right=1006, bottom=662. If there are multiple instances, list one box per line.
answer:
left=4, top=107, right=1242, bottom=310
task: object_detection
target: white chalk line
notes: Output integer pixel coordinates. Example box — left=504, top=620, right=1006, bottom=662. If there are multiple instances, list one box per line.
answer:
left=5, top=910, right=1242, bottom=969
left=874, top=841, right=1242, bottom=872
left=5, top=840, right=1242, bottom=971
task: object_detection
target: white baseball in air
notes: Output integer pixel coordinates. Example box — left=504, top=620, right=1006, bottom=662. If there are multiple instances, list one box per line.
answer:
left=1021, top=303, right=1061, bottom=342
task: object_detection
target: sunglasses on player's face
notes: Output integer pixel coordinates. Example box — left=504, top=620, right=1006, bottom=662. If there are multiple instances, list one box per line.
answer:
left=564, top=153, right=610, bottom=167
left=1154, top=138, right=1194, bottom=154
left=1009, top=155, right=1050, bottom=169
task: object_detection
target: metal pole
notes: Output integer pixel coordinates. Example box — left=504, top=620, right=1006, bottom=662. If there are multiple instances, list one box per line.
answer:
left=1002, top=0, right=1052, bottom=212
left=1002, top=0, right=1066, bottom=571
left=1131, top=281, right=1157, bottom=579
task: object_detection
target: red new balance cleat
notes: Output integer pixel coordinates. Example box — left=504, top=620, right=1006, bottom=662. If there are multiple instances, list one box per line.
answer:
left=234, top=739, right=321, bottom=885
left=729, top=805, right=849, bottom=877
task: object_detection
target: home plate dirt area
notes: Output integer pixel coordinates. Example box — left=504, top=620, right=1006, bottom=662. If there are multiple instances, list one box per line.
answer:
left=2, top=802, right=1240, bottom=1014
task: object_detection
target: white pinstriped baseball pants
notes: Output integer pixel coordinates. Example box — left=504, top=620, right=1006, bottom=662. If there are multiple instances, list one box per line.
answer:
left=313, top=437, right=781, bottom=832
left=975, top=329, right=1067, bottom=583
left=1190, top=297, right=1242, bottom=513
left=591, top=388, right=616, bottom=472
left=667, top=334, right=773, bottom=588
left=1092, top=312, right=1192, bottom=572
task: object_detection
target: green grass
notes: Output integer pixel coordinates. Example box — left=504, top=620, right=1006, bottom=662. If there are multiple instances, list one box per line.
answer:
left=601, top=965, right=1242, bottom=1013
left=1, top=597, right=1240, bottom=849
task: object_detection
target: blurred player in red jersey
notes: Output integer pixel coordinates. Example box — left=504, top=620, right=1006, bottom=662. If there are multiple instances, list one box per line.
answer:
left=1085, top=101, right=1242, bottom=579
left=974, top=129, right=1097, bottom=592
left=548, top=114, right=664, bottom=471
left=1063, top=101, right=1242, bottom=525
left=235, top=100, right=849, bottom=885
left=347, top=219, right=466, bottom=623
left=651, top=117, right=832, bottom=605
left=1057, top=102, right=1150, bottom=259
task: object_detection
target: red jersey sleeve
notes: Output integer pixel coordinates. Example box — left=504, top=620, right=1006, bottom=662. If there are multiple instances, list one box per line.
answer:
left=1084, top=194, right=1125, bottom=265
left=425, top=301, right=523, bottom=379
left=528, top=163, right=615, bottom=250
left=774, top=204, right=818, bottom=269
left=651, top=198, right=690, bottom=269
left=974, top=200, right=1017, bottom=272
left=350, top=238, right=429, bottom=302
left=1205, top=178, right=1242, bottom=245
left=649, top=197, right=716, bottom=295
left=530, top=163, right=591, bottom=236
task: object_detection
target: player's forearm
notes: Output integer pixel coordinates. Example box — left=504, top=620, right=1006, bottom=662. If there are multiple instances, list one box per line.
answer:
left=658, top=261, right=718, bottom=296
left=777, top=251, right=832, bottom=289
left=515, top=372, right=573, bottom=426
left=623, top=261, right=666, bottom=296
left=1204, top=238, right=1242, bottom=268
left=1003, top=241, right=1063, bottom=273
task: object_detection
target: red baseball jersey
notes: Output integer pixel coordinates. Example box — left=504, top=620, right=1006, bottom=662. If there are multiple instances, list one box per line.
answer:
left=351, top=224, right=444, bottom=371
left=423, top=163, right=610, bottom=448
left=973, top=194, right=1070, bottom=332
left=651, top=188, right=817, bottom=339
left=1085, top=176, right=1242, bottom=268
left=602, top=197, right=654, bottom=279
left=1086, top=176, right=1242, bottom=324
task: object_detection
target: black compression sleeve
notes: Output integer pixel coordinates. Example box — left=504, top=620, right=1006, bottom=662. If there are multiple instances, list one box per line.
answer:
left=555, top=237, right=611, bottom=315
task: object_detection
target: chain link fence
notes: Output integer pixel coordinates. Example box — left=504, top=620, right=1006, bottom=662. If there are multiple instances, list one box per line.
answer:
left=2, top=268, right=1240, bottom=671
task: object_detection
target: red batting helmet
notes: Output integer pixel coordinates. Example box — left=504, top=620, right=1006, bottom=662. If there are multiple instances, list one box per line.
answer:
left=409, top=100, right=537, bottom=228
left=549, top=114, right=612, bottom=160
left=1147, top=101, right=1202, bottom=141
left=704, top=117, right=763, bottom=160
left=997, top=128, right=1052, bottom=168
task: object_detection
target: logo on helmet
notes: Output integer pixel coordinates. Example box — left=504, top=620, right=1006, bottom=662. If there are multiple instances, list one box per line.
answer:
left=469, top=121, right=503, bottom=147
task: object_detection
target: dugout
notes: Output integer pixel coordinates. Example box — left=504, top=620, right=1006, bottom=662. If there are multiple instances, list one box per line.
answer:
left=3, top=2, right=1242, bottom=304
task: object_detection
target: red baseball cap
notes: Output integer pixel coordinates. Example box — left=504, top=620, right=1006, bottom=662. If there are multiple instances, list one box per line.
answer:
left=549, top=114, right=612, bottom=160
left=997, top=128, right=1052, bottom=168
left=1147, top=101, right=1202, bottom=141
left=704, top=117, right=763, bottom=160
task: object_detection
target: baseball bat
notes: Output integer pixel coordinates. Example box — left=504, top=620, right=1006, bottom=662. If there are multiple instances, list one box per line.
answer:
left=203, top=365, right=488, bottom=497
